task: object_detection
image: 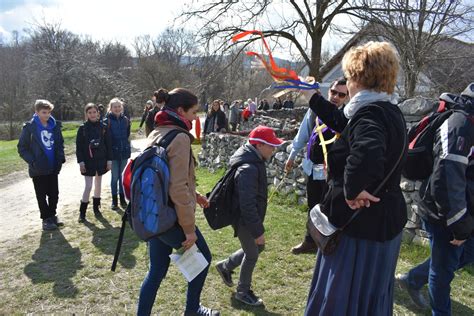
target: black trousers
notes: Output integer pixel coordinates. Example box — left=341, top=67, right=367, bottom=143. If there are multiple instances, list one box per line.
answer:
left=32, top=174, right=59, bottom=219
left=304, top=177, right=328, bottom=243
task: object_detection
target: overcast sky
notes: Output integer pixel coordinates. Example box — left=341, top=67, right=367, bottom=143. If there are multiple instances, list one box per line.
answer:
left=0, top=0, right=187, bottom=47
left=0, top=0, right=352, bottom=60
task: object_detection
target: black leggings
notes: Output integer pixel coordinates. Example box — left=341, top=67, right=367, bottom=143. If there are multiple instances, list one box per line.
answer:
left=304, top=177, right=328, bottom=243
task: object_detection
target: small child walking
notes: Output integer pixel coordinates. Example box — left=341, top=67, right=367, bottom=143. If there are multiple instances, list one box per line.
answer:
left=215, top=125, right=284, bottom=306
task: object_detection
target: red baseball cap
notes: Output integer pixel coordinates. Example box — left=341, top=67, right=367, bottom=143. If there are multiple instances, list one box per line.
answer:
left=248, top=125, right=284, bottom=147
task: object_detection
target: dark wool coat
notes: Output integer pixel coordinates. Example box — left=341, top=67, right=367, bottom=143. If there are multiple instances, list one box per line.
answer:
left=310, top=94, right=408, bottom=242
left=17, top=118, right=65, bottom=177
left=76, top=120, right=113, bottom=176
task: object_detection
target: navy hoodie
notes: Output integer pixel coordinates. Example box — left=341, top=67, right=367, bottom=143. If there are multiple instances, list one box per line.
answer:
left=18, top=114, right=65, bottom=177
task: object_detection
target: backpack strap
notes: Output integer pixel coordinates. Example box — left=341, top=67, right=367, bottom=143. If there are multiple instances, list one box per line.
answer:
left=157, top=129, right=192, bottom=149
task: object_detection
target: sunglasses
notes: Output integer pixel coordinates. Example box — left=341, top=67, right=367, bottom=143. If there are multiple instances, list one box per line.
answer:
left=330, top=89, right=347, bottom=98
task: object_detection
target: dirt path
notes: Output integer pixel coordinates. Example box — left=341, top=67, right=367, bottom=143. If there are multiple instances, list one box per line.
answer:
left=0, top=116, right=204, bottom=244
left=0, top=138, right=149, bottom=244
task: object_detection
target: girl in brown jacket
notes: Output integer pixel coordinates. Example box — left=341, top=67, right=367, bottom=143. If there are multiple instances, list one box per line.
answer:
left=137, top=88, right=219, bottom=316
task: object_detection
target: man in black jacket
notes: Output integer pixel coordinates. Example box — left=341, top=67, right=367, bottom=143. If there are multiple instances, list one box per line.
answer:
left=214, top=126, right=283, bottom=306
left=397, top=83, right=474, bottom=314
left=285, top=78, right=348, bottom=254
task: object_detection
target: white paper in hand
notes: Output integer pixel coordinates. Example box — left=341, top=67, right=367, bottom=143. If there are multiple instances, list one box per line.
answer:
left=169, top=244, right=209, bottom=282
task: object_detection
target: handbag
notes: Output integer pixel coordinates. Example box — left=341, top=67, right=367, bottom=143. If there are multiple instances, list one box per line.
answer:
left=307, top=112, right=407, bottom=256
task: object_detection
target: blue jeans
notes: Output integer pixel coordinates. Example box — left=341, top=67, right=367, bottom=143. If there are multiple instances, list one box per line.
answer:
left=111, top=159, right=127, bottom=195
left=406, top=219, right=474, bottom=316
left=137, top=225, right=212, bottom=315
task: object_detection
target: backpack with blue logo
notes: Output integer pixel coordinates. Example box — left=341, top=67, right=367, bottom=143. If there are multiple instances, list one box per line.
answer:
left=112, top=129, right=188, bottom=271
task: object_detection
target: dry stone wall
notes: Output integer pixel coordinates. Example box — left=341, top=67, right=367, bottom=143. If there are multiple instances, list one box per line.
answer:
left=199, top=98, right=439, bottom=245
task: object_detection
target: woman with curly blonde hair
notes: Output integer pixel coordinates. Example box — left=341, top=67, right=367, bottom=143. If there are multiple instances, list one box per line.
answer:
left=305, top=41, right=407, bottom=315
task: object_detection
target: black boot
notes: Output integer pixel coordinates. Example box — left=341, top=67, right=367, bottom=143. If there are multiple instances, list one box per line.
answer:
left=78, top=201, right=89, bottom=223
left=119, top=193, right=128, bottom=208
left=111, top=195, right=118, bottom=210
left=93, top=197, right=102, bottom=217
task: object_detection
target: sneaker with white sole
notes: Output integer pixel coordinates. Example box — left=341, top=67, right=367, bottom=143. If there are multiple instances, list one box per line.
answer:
left=235, top=290, right=263, bottom=306
left=184, top=304, right=220, bottom=316
left=395, top=273, right=430, bottom=309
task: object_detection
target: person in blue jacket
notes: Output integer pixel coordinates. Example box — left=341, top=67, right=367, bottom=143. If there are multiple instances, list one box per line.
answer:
left=17, top=99, right=65, bottom=231
left=285, top=78, right=348, bottom=254
left=104, top=97, right=131, bottom=210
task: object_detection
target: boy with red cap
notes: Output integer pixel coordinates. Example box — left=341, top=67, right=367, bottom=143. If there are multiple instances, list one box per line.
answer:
left=215, top=125, right=284, bottom=306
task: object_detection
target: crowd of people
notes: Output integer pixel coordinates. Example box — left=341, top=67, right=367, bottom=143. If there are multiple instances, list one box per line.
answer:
left=16, top=40, right=473, bottom=316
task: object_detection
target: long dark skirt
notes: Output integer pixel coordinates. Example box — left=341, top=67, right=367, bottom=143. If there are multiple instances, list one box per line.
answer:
left=305, top=232, right=402, bottom=316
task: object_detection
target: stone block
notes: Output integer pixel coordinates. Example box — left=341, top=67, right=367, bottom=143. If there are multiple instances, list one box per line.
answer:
left=402, top=228, right=416, bottom=243
left=399, top=96, right=437, bottom=116
left=412, top=235, right=430, bottom=247
left=298, top=197, right=307, bottom=205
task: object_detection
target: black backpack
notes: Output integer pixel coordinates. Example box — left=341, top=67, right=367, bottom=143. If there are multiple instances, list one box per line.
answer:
left=403, top=100, right=464, bottom=180
left=204, top=165, right=241, bottom=230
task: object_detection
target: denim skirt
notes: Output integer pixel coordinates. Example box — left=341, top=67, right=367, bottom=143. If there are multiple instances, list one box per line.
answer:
left=305, top=232, right=402, bottom=316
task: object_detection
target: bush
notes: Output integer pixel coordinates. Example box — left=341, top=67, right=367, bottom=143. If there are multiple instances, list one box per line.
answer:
left=0, top=122, right=22, bottom=140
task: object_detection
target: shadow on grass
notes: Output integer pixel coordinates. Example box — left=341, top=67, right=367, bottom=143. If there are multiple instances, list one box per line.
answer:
left=24, top=230, right=82, bottom=298
left=83, top=214, right=139, bottom=269
left=229, top=295, right=283, bottom=316
left=394, top=286, right=474, bottom=315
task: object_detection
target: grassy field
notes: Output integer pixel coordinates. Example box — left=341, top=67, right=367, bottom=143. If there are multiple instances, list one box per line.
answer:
left=0, top=165, right=472, bottom=315
left=0, top=120, right=141, bottom=177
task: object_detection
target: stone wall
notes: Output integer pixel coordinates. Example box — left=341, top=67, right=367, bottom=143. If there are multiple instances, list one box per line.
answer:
left=199, top=97, right=441, bottom=245
left=198, top=133, right=426, bottom=245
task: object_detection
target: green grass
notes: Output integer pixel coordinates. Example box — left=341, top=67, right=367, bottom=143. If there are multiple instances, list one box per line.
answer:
left=0, top=120, right=142, bottom=177
left=0, top=166, right=472, bottom=315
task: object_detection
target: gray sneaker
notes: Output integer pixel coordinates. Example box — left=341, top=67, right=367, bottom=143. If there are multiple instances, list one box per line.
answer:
left=53, top=215, right=64, bottom=227
left=235, top=290, right=263, bottom=306
left=215, top=260, right=234, bottom=287
left=42, top=218, right=58, bottom=231
left=395, top=273, right=429, bottom=309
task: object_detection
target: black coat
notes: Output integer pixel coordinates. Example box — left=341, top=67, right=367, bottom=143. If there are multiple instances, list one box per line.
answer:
left=229, top=144, right=268, bottom=238
left=76, top=120, right=112, bottom=176
left=310, top=94, right=407, bottom=242
left=204, top=110, right=226, bottom=134
left=17, top=118, right=65, bottom=177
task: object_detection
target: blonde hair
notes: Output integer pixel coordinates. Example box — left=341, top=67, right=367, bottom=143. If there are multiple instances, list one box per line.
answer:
left=107, top=97, right=123, bottom=113
left=34, top=99, right=54, bottom=112
left=342, top=41, right=399, bottom=94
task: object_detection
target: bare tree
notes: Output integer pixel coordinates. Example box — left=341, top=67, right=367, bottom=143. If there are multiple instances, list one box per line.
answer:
left=178, top=0, right=360, bottom=79
left=132, top=28, right=197, bottom=95
left=25, top=23, right=139, bottom=119
left=0, top=32, right=28, bottom=139
left=355, top=0, right=474, bottom=97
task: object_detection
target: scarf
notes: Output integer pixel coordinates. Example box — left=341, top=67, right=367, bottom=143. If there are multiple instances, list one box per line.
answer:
left=154, top=106, right=193, bottom=131
left=343, top=90, right=398, bottom=120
